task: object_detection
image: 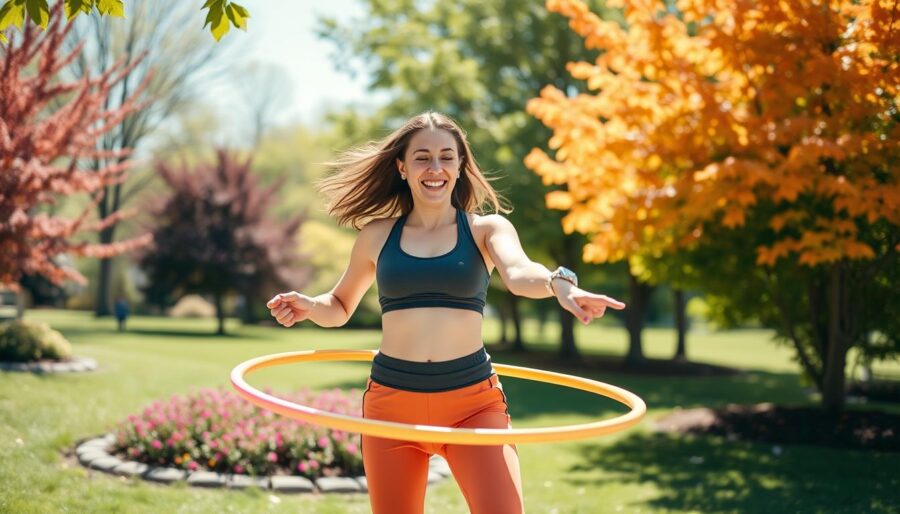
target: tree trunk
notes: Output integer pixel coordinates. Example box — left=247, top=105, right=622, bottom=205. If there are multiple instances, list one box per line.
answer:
left=558, top=302, right=578, bottom=359
left=673, top=289, right=687, bottom=361
left=496, top=299, right=509, bottom=344
left=214, top=292, right=226, bottom=335
left=94, top=227, right=115, bottom=317
left=536, top=302, right=550, bottom=339
left=15, top=289, right=26, bottom=320
left=239, top=293, right=260, bottom=324
left=556, top=234, right=581, bottom=360
left=625, top=271, right=654, bottom=366
left=821, top=264, right=848, bottom=413
left=510, top=293, right=525, bottom=352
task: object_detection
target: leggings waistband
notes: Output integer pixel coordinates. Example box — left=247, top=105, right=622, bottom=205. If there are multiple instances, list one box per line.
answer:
left=370, top=347, right=494, bottom=392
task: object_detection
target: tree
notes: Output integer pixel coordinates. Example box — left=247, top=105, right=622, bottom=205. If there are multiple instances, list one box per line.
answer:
left=139, top=149, right=311, bottom=335
left=61, top=0, right=234, bottom=317
left=234, top=61, right=294, bottom=148
left=526, top=0, right=899, bottom=411
left=0, top=0, right=249, bottom=43
left=0, top=9, right=150, bottom=303
left=318, top=0, right=617, bottom=359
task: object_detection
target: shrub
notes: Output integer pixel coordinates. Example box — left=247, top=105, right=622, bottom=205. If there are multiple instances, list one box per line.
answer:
left=112, top=387, right=364, bottom=478
left=168, top=295, right=216, bottom=319
left=0, top=319, right=73, bottom=362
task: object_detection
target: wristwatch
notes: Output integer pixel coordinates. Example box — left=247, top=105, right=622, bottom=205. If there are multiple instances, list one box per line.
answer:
left=546, top=266, right=578, bottom=296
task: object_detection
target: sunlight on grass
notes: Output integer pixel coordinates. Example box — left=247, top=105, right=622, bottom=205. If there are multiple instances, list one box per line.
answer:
left=1, top=309, right=895, bottom=514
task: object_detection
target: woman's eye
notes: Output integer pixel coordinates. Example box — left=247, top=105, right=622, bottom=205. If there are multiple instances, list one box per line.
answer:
left=416, top=158, right=427, bottom=161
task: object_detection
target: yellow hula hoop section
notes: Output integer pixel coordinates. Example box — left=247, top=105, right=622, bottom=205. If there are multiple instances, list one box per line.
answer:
left=230, top=349, right=646, bottom=446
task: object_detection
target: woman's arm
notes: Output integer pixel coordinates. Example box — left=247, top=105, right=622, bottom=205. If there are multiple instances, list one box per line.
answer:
left=484, top=214, right=626, bottom=324
left=267, top=222, right=379, bottom=328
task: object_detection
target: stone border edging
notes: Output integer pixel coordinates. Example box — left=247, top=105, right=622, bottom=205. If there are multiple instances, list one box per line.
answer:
left=74, top=434, right=451, bottom=494
left=1, top=356, right=98, bottom=373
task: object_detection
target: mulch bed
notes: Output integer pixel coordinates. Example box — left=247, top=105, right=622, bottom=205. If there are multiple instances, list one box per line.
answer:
left=655, top=403, right=900, bottom=452
left=847, top=380, right=900, bottom=403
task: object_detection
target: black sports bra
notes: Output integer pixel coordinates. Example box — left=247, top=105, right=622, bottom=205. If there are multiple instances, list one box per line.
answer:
left=376, top=208, right=490, bottom=314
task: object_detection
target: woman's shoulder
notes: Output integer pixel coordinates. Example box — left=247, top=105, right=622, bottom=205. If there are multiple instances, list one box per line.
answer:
left=357, top=216, right=401, bottom=254
left=361, top=215, right=400, bottom=234
left=468, top=211, right=510, bottom=232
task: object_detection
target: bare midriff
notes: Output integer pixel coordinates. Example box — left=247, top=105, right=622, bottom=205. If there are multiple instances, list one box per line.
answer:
left=380, top=308, right=485, bottom=362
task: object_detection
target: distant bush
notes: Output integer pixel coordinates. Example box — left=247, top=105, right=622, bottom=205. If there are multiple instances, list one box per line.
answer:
left=168, top=295, right=216, bottom=319
left=0, top=319, right=73, bottom=362
left=112, top=387, right=364, bottom=478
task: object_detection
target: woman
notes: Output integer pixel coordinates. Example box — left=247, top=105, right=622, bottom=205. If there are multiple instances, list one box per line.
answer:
left=266, top=112, right=625, bottom=514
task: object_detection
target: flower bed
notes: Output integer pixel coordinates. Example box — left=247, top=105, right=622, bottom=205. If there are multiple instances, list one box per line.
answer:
left=112, top=387, right=363, bottom=478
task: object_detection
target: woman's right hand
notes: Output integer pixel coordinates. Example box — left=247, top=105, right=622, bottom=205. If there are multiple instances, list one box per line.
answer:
left=266, top=292, right=317, bottom=328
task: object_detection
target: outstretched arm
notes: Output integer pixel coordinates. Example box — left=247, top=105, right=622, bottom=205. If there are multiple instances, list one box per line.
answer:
left=485, top=215, right=626, bottom=325
left=267, top=222, right=378, bottom=328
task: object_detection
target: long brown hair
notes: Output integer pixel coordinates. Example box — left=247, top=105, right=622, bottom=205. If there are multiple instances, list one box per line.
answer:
left=315, top=111, right=511, bottom=230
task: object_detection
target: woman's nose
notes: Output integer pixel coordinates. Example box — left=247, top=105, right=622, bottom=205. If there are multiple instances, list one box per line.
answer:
left=429, top=158, right=441, bottom=171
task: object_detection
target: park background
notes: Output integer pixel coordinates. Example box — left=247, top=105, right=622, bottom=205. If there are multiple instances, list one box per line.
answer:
left=1, top=0, right=898, bottom=513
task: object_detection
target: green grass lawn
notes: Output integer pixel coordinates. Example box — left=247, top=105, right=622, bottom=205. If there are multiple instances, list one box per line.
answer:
left=1, top=309, right=897, bottom=513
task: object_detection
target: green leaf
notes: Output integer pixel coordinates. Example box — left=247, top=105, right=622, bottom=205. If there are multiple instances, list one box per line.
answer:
left=0, top=3, right=14, bottom=31
left=202, top=0, right=223, bottom=28
left=0, top=31, right=6, bottom=43
left=229, top=1, right=248, bottom=19
left=62, top=0, right=93, bottom=19
left=211, top=14, right=229, bottom=41
left=96, top=0, right=123, bottom=17
left=24, top=0, right=47, bottom=28
left=204, top=0, right=229, bottom=41
left=0, top=0, right=25, bottom=31
left=224, top=2, right=246, bottom=31
left=63, top=0, right=80, bottom=19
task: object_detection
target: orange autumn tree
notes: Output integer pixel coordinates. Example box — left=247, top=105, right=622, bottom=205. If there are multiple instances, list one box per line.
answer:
left=526, top=0, right=899, bottom=412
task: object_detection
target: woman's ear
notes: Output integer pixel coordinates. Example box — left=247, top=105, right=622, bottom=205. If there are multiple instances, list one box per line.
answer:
left=395, top=157, right=404, bottom=173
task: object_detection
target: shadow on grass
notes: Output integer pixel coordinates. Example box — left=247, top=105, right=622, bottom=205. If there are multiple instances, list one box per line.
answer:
left=318, top=368, right=811, bottom=422
left=566, top=432, right=899, bottom=513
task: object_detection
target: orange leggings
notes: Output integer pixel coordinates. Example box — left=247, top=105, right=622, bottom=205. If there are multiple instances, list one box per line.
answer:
left=362, top=373, right=524, bottom=514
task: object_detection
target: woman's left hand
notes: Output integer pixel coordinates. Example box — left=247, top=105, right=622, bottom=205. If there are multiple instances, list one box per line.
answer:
left=554, top=281, right=626, bottom=325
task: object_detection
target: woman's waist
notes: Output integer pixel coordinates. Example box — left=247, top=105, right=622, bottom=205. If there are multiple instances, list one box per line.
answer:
left=369, top=346, right=494, bottom=392
left=378, top=338, right=486, bottom=362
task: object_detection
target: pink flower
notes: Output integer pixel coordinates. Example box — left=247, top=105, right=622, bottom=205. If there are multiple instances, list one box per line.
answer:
left=310, top=460, right=320, bottom=469
left=266, top=452, right=278, bottom=463
left=151, top=440, right=162, bottom=450
left=298, top=462, right=308, bottom=473
left=187, top=461, right=198, bottom=471
left=234, top=464, right=244, bottom=473
left=318, top=436, right=329, bottom=448
left=345, top=443, right=358, bottom=455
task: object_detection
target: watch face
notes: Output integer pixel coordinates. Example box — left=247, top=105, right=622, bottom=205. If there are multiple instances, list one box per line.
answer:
left=558, top=267, right=577, bottom=284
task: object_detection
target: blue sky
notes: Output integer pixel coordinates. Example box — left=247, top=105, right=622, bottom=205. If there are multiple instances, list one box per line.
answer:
left=221, top=0, right=378, bottom=129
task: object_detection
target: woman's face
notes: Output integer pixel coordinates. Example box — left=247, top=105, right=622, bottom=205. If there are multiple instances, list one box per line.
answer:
left=396, top=128, right=461, bottom=206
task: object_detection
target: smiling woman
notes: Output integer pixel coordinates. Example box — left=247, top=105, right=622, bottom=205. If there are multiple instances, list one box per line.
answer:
left=312, top=111, right=506, bottom=231
left=265, top=111, right=627, bottom=514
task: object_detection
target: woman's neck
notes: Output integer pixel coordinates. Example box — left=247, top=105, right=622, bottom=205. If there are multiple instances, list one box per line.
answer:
left=406, top=204, right=456, bottom=230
